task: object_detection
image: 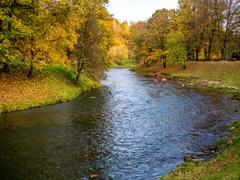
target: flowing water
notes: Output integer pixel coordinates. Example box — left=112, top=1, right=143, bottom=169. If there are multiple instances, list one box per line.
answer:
left=0, top=68, right=240, bottom=179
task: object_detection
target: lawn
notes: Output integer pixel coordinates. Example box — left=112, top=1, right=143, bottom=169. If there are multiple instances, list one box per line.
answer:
left=132, top=61, right=240, bottom=88
left=0, top=65, right=101, bottom=113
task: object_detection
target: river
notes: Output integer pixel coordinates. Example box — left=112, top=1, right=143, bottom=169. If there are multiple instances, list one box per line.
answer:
left=0, top=68, right=240, bottom=179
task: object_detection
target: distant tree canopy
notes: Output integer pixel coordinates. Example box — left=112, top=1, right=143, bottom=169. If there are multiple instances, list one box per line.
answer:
left=0, top=0, right=114, bottom=81
left=129, top=0, right=240, bottom=68
left=1, top=0, right=239, bottom=77
left=108, top=20, right=129, bottom=65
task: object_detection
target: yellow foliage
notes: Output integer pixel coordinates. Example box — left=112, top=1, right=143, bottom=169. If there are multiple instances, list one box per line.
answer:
left=109, top=45, right=128, bottom=63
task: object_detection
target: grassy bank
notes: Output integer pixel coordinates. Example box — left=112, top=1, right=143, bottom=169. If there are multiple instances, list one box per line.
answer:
left=110, top=59, right=133, bottom=68
left=0, top=65, right=101, bottom=113
left=132, top=61, right=240, bottom=91
left=162, top=120, right=240, bottom=180
left=132, top=61, right=240, bottom=179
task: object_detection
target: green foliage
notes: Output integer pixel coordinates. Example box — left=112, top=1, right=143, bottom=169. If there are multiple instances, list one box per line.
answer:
left=0, top=0, right=111, bottom=112
left=70, top=0, right=113, bottom=82
left=224, top=88, right=239, bottom=94
left=131, top=66, right=150, bottom=73
left=110, top=59, right=133, bottom=68
left=48, top=64, right=76, bottom=82
left=0, top=0, right=112, bottom=80
left=166, top=31, right=187, bottom=67
left=178, top=0, right=240, bottom=60
left=129, top=9, right=176, bottom=65
left=128, top=21, right=148, bottom=64
left=229, top=120, right=240, bottom=129
left=129, top=0, right=240, bottom=64
left=78, top=74, right=101, bottom=92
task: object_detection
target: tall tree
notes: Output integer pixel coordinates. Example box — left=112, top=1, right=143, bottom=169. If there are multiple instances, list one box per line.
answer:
left=129, top=21, right=148, bottom=64
left=145, top=9, right=176, bottom=67
left=71, top=0, right=112, bottom=83
left=222, top=0, right=240, bottom=59
left=166, top=31, right=187, bottom=69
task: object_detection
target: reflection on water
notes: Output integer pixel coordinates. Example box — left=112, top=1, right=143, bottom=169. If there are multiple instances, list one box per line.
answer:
left=0, top=69, right=240, bottom=179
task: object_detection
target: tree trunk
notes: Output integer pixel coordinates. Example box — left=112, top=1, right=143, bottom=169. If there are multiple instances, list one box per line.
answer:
left=146, top=60, right=149, bottom=67
left=163, top=61, right=166, bottom=68
left=2, top=62, right=10, bottom=73
left=221, top=0, right=232, bottom=60
left=207, top=42, right=213, bottom=61
left=67, top=48, right=71, bottom=59
left=27, top=50, right=35, bottom=78
left=207, top=31, right=215, bottom=61
left=204, top=48, right=208, bottom=60
left=196, top=48, right=200, bottom=61
left=75, top=64, right=81, bottom=84
left=75, top=58, right=84, bottom=84
left=183, top=64, right=186, bottom=69
left=75, top=72, right=80, bottom=83
left=27, top=62, right=33, bottom=78
left=192, top=51, right=195, bottom=61
left=0, top=19, right=2, bottom=32
left=222, top=38, right=227, bottom=60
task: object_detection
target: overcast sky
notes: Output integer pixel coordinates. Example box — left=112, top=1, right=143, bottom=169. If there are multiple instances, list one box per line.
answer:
left=107, top=0, right=179, bottom=22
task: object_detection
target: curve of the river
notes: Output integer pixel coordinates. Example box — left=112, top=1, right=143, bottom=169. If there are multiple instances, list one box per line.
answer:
left=0, top=68, right=240, bottom=179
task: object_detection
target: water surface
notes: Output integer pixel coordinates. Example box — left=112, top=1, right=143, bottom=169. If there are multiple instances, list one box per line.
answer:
left=0, top=68, right=240, bottom=179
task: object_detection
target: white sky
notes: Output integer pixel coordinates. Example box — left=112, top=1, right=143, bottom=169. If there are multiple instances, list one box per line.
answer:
left=107, top=0, right=179, bottom=22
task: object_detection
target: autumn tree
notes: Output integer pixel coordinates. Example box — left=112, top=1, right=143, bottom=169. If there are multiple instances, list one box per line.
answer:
left=178, top=0, right=240, bottom=60
left=0, top=0, right=33, bottom=73
left=0, top=0, right=77, bottom=77
left=166, top=31, right=187, bottom=69
left=129, top=21, right=148, bottom=64
left=222, top=0, right=240, bottom=60
left=71, top=0, right=112, bottom=83
left=109, top=19, right=129, bottom=65
left=146, top=9, right=176, bottom=67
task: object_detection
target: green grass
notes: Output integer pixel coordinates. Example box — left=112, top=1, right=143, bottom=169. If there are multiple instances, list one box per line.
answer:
left=0, top=64, right=101, bottom=113
left=110, top=59, right=133, bottom=68
left=132, top=61, right=240, bottom=91
left=224, top=88, right=239, bottom=94
left=162, top=120, right=240, bottom=180
left=48, top=64, right=76, bottom=82
left=131, top=66, right=151, bottom=73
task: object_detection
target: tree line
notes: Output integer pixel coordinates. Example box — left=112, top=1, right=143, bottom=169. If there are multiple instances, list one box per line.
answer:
left=0, top=0, right=118, bottom=83
left=129, top=0, right=240, bottom=68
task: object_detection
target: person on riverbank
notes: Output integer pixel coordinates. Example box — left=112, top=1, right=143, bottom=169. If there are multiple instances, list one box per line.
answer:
left=153, top=74, right=167, bottom=84
left=153, top=74, right=159, bottom=84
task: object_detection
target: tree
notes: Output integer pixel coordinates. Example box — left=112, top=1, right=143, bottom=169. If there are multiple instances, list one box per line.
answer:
left=129, top=21, right=148, bottom=64
left=166, top=31, right=187, bottom=69
left=145, top=9, right=176, bottom=68
left=109, top=19, right=129, bottom=65
left=71, top=0, right=112, bottom=83
left=178, top=0, right=240, bottom=61
left=0, top=0, right=33, bottom=73
left=0, top=0, right=77, bottom=77
left=109, top=45, right=128, bottom=65
left=22, top=0, right=77, bottom=78
left=222, top=0, right=240, bottom=60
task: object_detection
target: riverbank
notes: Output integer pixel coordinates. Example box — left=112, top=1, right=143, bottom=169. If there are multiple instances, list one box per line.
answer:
left=0, top=65, right=101, bottom=113
left=132, top=61, right=240, bottom=93
left=109, top=59, right=133, bottom=68
left=131, top=61, right=240, bottom=179
left=162, top=120, right=240, bottom=179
